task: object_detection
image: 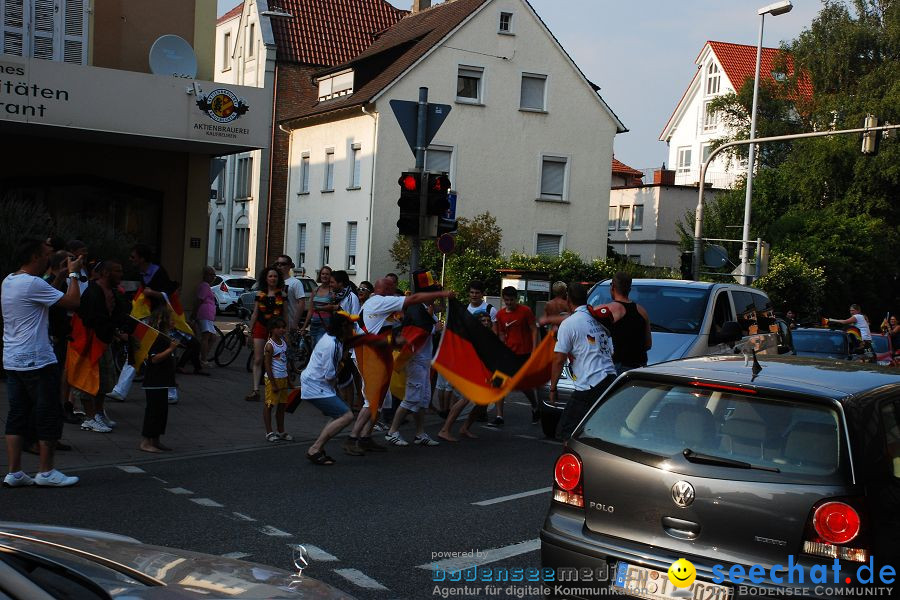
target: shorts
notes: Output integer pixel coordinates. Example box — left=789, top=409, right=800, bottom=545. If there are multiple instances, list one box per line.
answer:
left=265, top=376, right=290, bottom=406
left=435, top=372, right=455, bottom=392
left=299, top=394, right=349, bottom=419
left=4, top=364, right=63, bottom=441
left=197, top=319, right=216, bottom=335
left=252, top=321, right=268, bottom=340
left=400, top=360, right=431, bottom=412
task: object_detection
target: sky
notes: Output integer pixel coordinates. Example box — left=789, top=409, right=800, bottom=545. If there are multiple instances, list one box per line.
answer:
left=216, top=0, right=822, bottom=169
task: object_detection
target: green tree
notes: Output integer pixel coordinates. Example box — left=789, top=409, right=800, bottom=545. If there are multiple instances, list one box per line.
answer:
left=756, top=252, right=827, bottom=319
left=389, top=212, right=503, bottom=275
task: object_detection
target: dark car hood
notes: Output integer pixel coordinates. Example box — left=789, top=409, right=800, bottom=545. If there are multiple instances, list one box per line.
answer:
left=0, top=523, right=352, bottom=599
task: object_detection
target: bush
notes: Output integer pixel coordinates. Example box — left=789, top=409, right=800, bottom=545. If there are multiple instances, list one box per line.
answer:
left=755, top=252, right=826, bottom=319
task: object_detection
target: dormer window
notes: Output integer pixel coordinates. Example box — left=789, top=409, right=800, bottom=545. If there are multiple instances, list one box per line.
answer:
left=317, top=69, right=354, bottom=101
left=498, top=11, right=514, bottom=34
left=706, top=62, right=720, bottom=96
left=772, top=71, right=787, bottom=82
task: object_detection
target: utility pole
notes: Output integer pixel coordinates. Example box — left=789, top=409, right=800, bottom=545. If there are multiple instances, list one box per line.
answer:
left=410, top=87, right=428, bottom=278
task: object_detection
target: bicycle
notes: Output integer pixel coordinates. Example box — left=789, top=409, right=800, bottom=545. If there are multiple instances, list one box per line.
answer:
left=215, top=319, right=250, bottom=367
left=286, top=329, right=313, bottom=378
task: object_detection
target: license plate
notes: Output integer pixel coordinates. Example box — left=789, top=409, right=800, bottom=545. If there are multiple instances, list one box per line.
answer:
left=612, top=562, right=730, bottom=600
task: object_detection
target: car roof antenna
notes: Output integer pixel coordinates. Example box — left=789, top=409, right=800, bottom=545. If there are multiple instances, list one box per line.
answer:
left=751, top=349, right=763, bottom=381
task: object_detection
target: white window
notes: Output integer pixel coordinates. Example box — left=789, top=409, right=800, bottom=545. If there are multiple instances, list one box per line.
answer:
left=702, top=100, right=719, bottom=132
left=539, top=155, right=568, bottom=201
left=346, top=222, right=357, bottom=270
left=323, top=148, right=334, bottom=192
left=618, top=206, right=631, bottom=231
left=425, top=145, right=453, bottom=174
left=457, top=66, right=483, bottom=103
left=222, top=31, right=231, bottom=70
left=520, top=73, right=547, bottom=111
left=247, top=22, right=255, bottom=58
left=632, top=205, right=644, bottom=230
left=677, top=147, right=692, bottom=174
left=706, top=62, right=720, bottom=96
left=498, top=11, right=514, bottom=34
left=1, top=0, right=88, bottom=64
left=536, top=234, right=562, bottom=257
left=608, top=206, right=617, bottom=231
left=299, top=152, right=310, bottom=194
left=349, top=143, right=361, bottom=188
left=213, top=218, right=224, bottom=269
left=321, top=222, right=331, bottom=266
left=233, top=217, right=250, bottom=269
left=236, top=155, right=252, bottom=200
left=701, top=143, right=713, bottom=165
left=297, top=223, right=307, bottom=270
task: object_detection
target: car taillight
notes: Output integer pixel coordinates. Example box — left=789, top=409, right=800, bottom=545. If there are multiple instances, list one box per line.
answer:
left=220, top=282, right=228, bottom=292
left=552, top=453, right=584, bottom=508
left=803, top=499, right=867, bottom=563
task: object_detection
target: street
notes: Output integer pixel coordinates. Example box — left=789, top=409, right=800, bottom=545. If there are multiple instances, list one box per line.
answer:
left=0, top=349, right=560, bottom=599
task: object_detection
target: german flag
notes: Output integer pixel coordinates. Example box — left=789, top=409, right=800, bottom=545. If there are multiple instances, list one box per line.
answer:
left=390, top=303, right=435, bottom=400
left=353, top=334, right=394, bottom=418
left=131, top=318, right=164, bottom=373
left=66, top=315, right=108, bottom=395
left=432, top=298, right=555, bottom=405
left=130, top=286, right=152, bottom=321
left=166, top=291, right=194, bottom=337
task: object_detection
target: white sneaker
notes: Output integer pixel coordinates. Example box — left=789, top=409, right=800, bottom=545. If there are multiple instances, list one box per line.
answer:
left=278, top=432, right=294, bottom=441
left=414, top=433, right=440, bottom=447
left=3, top=471, right=35, bottom=487
left=81, top=417, right=112, bottom=433
left=34, top=469, right=79, bottom=487
left=105, top=391, right=125, bottom=402
left=385, top=431, right=409, bottom=447
left=97, top=412, right=117, bottom=428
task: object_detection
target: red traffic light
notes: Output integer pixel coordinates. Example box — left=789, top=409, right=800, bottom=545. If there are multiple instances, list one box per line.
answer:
left=428, top=173, right=451, bottom=193
left=399, top=173, right=418, bottom=191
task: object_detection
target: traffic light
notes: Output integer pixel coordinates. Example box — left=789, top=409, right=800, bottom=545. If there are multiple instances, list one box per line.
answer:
left=397, top=171, right=421, bottom=236
left=437, top=217, right=458, bottom=236
left=679, top=251, right=693, bottom=280
left=861, top=114, right=880, bottom=155
left=425, top=172, right=451, bottom=215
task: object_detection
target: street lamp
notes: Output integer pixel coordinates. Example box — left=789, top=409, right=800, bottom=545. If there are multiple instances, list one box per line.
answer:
left=739, top=0, right=792, bottom=284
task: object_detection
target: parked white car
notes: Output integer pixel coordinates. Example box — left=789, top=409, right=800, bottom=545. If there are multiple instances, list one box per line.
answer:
left=212, top=276, right=256, bottom=314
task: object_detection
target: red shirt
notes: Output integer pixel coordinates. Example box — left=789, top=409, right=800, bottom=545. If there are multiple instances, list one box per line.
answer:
left=497, top=304, right=535, bottom=355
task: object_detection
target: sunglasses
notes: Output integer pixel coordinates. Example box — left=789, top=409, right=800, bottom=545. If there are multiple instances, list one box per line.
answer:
left=274, top=262, right=290, bottom=267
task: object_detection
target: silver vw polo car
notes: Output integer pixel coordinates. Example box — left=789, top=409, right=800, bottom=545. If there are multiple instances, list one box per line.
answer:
left=540, top=356, right=900, bottom=599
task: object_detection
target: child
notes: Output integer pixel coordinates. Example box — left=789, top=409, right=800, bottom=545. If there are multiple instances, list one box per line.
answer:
left=264, top=317, right=293, bottom=442
left=141, top=307, right=180, bottom=453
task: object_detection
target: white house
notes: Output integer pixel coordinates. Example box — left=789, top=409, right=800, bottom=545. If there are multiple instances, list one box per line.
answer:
left=659, top=41, right=810, bottom=190
left=280, top=0, right=626, bottom=282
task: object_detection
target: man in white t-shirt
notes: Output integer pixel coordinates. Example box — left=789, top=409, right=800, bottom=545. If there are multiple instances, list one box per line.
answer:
left=466, top=279, right=498, bottom=326
left=3, top=238, right=83, bottom=488
left=546, top=282, right=625, bottom=440
left=275, top=255, right=307, bottom=331
left=829, top=304, right=873, bottom=351
left=344, top=276, right=452, bottom=455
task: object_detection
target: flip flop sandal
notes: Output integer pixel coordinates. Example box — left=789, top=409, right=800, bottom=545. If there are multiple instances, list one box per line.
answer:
left=245, top=390, right=260, bottom=402
left=306, top=450, right=335, bottom=465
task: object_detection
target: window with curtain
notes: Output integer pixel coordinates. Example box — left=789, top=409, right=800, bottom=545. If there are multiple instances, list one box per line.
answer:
left=632, top=205, right=644, bottom=230
left=323, top=149, right=334, bottom=191
left=540, top=156, right=567, bottom=200
left=297, top=223, right=306, bottom=270
left=346, top=222, right=357, bottom=270
left=457, top=66, right=483, bottom=103
left=608, top=206, right=617, bottom=231
left=321, top=222, right=331, bottom=266
left=520, top=74, right=547, bottom=111
left=618, top=206, right=631, bottom=231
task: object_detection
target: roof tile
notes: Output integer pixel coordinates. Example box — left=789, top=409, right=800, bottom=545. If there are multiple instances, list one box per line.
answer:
left=217, top=2, right=244, bottom=24
left=707, top=40, right=812, bottom=100
left=612, top=158, right=642, bottom=177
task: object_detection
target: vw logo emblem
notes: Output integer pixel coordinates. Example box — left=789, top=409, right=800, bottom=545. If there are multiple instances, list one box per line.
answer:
left=671, top=481, right=695, bottom=507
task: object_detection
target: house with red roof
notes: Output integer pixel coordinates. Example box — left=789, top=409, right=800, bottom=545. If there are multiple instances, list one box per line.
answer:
left=279, top=0, right=626, bottom=281
left=208, top=0, right=405, bottom=277
left=659, top=41, right=810, bottom=190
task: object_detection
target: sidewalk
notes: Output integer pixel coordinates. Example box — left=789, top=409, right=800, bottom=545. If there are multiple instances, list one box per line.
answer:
left=0, top=347, right=338, bottom=472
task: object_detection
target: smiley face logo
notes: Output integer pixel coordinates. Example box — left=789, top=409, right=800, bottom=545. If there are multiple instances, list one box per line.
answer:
left=667, top=558, right=696, bottom=588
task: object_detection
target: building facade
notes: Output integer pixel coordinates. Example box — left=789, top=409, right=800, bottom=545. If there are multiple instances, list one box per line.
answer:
left=281, top=0, right=625, bottom=282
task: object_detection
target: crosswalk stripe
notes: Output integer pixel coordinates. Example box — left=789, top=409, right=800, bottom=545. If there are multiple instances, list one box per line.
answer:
left=472, top=487, right=552, bottom=506
left=302, top=544, right=338, bottom=561
left=117, top=466, right=145, bottom=473
left=417, top=539, right=540, bottom=572
left=221, top=552, right=251, bottom=559
left=190, top=498, right=224, bottom=507
left=165, top=487, right=194, bottom=495
left=334, top=568, right=389, bottom=590
left=259, top=526, right=292, bottom=537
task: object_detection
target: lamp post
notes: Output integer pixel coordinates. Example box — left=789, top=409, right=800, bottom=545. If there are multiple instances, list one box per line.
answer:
left=739, top=0, right=792, bottom=284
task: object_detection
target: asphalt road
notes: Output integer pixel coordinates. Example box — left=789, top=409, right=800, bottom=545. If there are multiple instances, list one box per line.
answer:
left=1, top=398, right=562, bottom=599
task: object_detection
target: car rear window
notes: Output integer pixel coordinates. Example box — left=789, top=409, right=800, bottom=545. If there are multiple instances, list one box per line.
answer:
left=793, top=330, right=848, bottom=354
left=225, top=278, right=255, bottom=290
left=588, top=283, right=710, bottom=334
left=579, top=380, right=843, bottom=479
left=872, top=335, right=889, bottom=354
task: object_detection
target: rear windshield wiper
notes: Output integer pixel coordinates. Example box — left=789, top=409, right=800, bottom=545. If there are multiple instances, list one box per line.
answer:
left=650, top=322, right=674, bottom=333
left=683, top=449, right=780, bottom=472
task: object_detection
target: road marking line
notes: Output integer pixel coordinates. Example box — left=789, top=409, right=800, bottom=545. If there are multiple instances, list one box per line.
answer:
left=190, top=498, right=224, bottom=507
left=152, top=477, right=168, bottom=483
left=417, top=539, right=540, bottom=572
left=511, top=401, right=532, bottom=407
left=302, top=544, right=338, bottom=561
left=472, top=487, right=552, bottom=506
left=233, top=512, right=257, bottom=522
left=117, top=466, right=145, bottom=473
left=514, top=434, right=538, bottom=440
left=165, top=487, right=194, bottom=495
left=260, top=526, right=292, bottom=537
left=221, top=552, right=251, bottom=559
left=334, top=568, right=389, bottom=590
left=540, top=439, right=562, bottom=446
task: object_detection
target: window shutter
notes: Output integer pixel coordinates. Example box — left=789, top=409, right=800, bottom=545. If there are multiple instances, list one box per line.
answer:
left=536, top=234, right=560, bottom=257
left=425, top=148, right=451, bottom=173
left=520, top=76, right=545, bottom=110
left=322, top=223, right=331, bottom=245
left=348, top=223, right=357, bottom=252
left=298, top=224, right=306, bottom=252
left=1, top=0, right=26, bottom=56
left=62, top=0, right=86, bottom=64
left=541, top=159, right=565, bottom=197
left=31, top=0, right=54, bottom=60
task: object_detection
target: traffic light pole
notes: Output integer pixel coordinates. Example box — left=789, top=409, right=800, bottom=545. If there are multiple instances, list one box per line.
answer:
left=410, top=87, right=429, bottom=277
left=692, top=122, right=900, bottom=281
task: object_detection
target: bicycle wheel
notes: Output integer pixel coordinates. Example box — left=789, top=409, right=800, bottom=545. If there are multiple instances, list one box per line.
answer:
left=215, top=329, right=243, bottom=367
left=246, top=345, right=254, bottom=372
